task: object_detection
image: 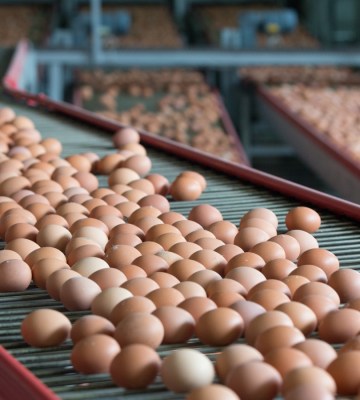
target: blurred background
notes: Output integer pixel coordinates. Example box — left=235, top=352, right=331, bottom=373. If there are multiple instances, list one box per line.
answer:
left=2, top=0, right=360, bottom=202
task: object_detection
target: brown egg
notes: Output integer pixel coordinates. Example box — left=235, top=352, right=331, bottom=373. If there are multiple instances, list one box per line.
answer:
left=282, top=275, right=310, bottom=297
left=226, top=360, right=282, bottom=400
left=128, top=179, right=155, bottom=195
left=225, top=267, right=266, bottom=292
left=168, top=259, right=205, bottom=281
left=318, top=308, right=360, bottom=344
left=159, top=211, right=186, bottom=224
left=137, top=194, right=170, bottom=213
left=286, top=229, right=319, bottom=254
left=284, top=385, right=335, bottom=400
left=262, top=259, right=297, bottom=280
left=153, top=306, right=195, bottom=344
left=89, top=267, right=127, bottom=289
left=248, top=288, right=290, bottom=311
left=206, top=279, right=247, bottom=298
left=114, top=312, right=164, bottom=348
left=60, top=277, right=102, bottom=311
left=109, top=222, right=144, bottom=239
left=269, top=234, right=301, bottom=261
left=188, top=269, right=222, bottom=288
left=105, top=245, right=142, bottom=269
left=229, top=300, right=266, bottom=331
left=91, top=287, right=133, bottom=319
left=254, top=325, right=305, bottom=355
left=0, top=259, right=32, bottom=292
left=215, top=344, right=263, bottom=382
left=73, top=171, right=99, bottom=193
left=109, top=168, right=140, bottom=186
left=45, top=269, right=81, bottom=300
left=249, top=279, right=291, bottom=298
left=155, top=250, right=182, bottom=266
left=117, top=265, right=147, bottom=280
left=134, top=216, right=163, bottom=235
left=160, top=348, right=215, bottom=393
left=109, top=296, right=156, bottom=325
left=294, top=338, right=337, bottom=370
left=215, top=244, right=244, bottom=262
left=186, top=384, right=239, bottom=400
left=210, top=292, right=245, bottom=307
left=207, top=220, right=238, bottom=244
left=190, top=249, right=227, bottom=275
left=5, top=238, right=40, bottom=260
left=250, top=241, right=286, bottom=263
left=145, top=174, right=169, bottom=196
left=65, top=154, right=92, bottom=172
left=275, top=301, right=317, bottom=336
left=264, top=347, right=312, bottom=379
left=110, top=344, right=160, bottom=389
left=239, top=217, right=277, bottom=237
left=71, top=315, right=115, bottom=344
left=97, top=214, right=125, bottom=231
left=146, top=287, right=185, bottom=307
left=71, top=334, right=120, bottom=374
left=5, top=222, right=38, bottom=242
left=290, top=264, right=327, bottom=283
left=178, top=171, right=207, bottom=191
left=195, top=307, right=244, bottom=346
left=96, top=153, right=125, bottom=174
left=156, top=232, right=186, bottom=250
left=0, top=249, right=22, bottom=263
left=0, top=176, right=31, bottom=197
left=36, top=224, right=72, bottom=252
left=67, top=244, right=105, bottom=266
left=121, top=154, right=152, bottom=176
left=21, top=308, right=71, bottom=348
left=32, top=258, right=69, bottom=289
left=300, top=294, right=338, bottom=325
left=173, top=219, right=203, bottom=236
left=293, top=281, right=340, bottom=306
left=150, top=271, right=180, bottom=287
left=188, top=204, right=223, bottom=229
left=135, top=241, right=164, bottom=255
left=282, top=366, right=336, bottom=396
left=245, top=310, right=294, bottom=346
left=241, top=208, right=278, bottom=229
left=186, top=230, right=216, bottom=243
left=234, top=227, right=269, bottom=252
left=170, top=176, right=202, bottom=201
left=121, top=277, right=159, bottom=297
left=226, top=252, right=265, bottom=274
left=122, top=188, right=147, bottom=202
left=285, top=206, right=321, bottom=233
left=297, top=248, right=339, bottom=278
left=178, top=296, right=217, bottom=322
left=328, top=268, right=360, bottom=303
left=112, top=127, right=140, bottom=147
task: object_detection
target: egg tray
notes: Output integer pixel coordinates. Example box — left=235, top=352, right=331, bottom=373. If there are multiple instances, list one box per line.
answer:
left=186, top=4, right=320, bottom=49
left=0, top=96, right=360, bottom=400
left=246, top=80, right=360, bottom=204
left=72, top=78, right=249, bottom=166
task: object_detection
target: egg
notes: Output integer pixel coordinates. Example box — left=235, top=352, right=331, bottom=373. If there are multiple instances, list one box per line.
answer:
left=234, top=228, right=269, bottom=251
left=109, top=296, right=156, bottom=325
left=170, top=176, right=202, bottom=201
left=188, top=204, right=223, bottom=229
left=21, top=309, right=71, bottom=347
left=60, top=277, right=102, bottom=311
left=226, top=360, right=282, bottom=400
left=275, top=301, right=317, bottom=336
left=282, top=366, right=336, bottom=396
left=70, top=315, right=115, bottom=344
left=328, top=268, right=360, bottom=303
left=89, top=267, right=127, bottom=289
left=110, top=344, right=161, bottom=389
left=114, top=312, right=164, bottom=348
left=226, top=252, right=265, bottom=273
left=91, top=287, right=133, bottom=319
left=186, top=384, right=239, bottom=400
left=0, top=259, right=32, bottom=292
left=161, top=348, right=215, bottom=393
left=297, top=248, right=339, bottom=278
left=285, top=206, right=321, bottom=233
left=264, top=347, right=312, bottom=379
left=215, top=344, right=263, bottom=382
left=195, top=307, right=244, bottom=346
left=71, top=334, right=120, bottom=374
left=121, top=277, right=159, bottom=296
left=294, top=338, right=337, bottom=369
left=152, top=306, right=195, bottom=344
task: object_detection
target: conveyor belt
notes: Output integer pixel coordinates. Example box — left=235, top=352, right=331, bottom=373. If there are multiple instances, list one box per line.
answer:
left=0, top=96, right=360, bottom=399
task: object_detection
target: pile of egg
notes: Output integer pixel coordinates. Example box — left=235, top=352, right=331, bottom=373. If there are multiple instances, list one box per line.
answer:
left=0, top=106, right=360, bottom=399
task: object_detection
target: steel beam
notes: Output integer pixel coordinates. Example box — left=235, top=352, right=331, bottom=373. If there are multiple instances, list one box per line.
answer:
left=35, top=48, right=360, bottom=67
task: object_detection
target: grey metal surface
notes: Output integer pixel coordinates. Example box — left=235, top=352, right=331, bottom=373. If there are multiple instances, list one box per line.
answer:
left=0, top=98, right=359, bottom=399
